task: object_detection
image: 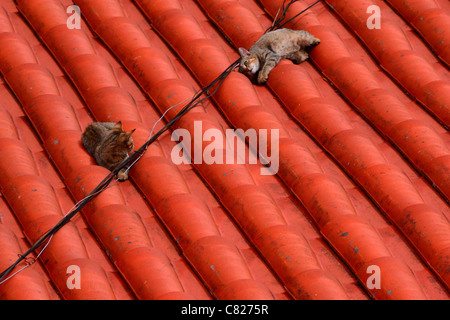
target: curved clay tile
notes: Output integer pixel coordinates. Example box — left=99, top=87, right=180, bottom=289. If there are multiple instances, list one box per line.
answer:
left=4, top=1, right=196, bottom=300
left=0, top=224, right=55, bottom=299
left=178, top=0, right=437, bottom=299
left=384, top=0, right=450, bottom=67
left=0, top=116, right=116, bottom=299
left=17, top=0, right=279, bottom=300
left=259, top=0, right=450, bottom=201
left=324, top=0, right=450, bottom=127
left=258, top=0, right=450, bottom=292
left=0, top=0, right=448, bottom=300
left=82, top=0, right=350, bottom=299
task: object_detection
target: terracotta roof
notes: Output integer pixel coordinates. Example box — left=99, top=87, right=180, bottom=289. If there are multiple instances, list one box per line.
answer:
left=0, top=0, right=448, bottom=300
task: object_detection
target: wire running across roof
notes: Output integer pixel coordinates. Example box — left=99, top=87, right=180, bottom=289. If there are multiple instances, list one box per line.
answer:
left=0, top=0, right=448, bottom=300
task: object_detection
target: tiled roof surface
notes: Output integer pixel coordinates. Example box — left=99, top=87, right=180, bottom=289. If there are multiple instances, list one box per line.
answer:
left=0, top=0, right=448, bottom=300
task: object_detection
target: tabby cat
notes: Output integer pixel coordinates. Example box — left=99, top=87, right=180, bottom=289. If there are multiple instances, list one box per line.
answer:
left=81, top=121, right=135, bottom=181
left=238, top=28, right=320, bottom=84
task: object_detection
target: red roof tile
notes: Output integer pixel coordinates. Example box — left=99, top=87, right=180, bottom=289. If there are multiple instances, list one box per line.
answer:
left=0, top=0, right=448, bottom=300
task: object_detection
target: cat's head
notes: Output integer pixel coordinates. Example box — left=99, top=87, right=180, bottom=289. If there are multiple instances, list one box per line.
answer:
left=112, top=121, right=136, bottom=153
left=238, top=48, right=260, bottom=83
left=238, top=48, right=260, bottom=74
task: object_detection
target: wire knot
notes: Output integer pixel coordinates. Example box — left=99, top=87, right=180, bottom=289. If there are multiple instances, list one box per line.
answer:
left=18, top=254, right=36, bottom=266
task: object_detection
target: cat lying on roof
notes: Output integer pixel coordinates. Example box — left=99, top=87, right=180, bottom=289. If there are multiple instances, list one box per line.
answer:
left=238, top=28, right=320, bottom=85
left=82, top=121, right=135, bottom=181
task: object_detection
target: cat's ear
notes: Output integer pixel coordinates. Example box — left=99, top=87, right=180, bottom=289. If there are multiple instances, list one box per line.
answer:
left=113, top=121, right=123, bottom=130
left=238, top=47, right=250, bottom=57
left=124, top=128, right=136, bottom=139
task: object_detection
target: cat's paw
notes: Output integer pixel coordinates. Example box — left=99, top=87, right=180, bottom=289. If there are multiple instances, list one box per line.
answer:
left=293, top=51, right=309, bottom=64
left=117, top=169, right=129, bottom=181
left=257, top=73, right=268, bottom=85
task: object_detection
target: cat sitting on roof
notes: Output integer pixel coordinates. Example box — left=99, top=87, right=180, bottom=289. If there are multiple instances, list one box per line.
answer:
left=238, top=28, right=320, bottom=85
left=82, top=121, right=136, bottom=181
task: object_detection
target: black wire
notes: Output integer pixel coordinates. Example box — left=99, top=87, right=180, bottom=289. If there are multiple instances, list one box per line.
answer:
left=265, top=0, right=295, bottom=33
left=0, top=0, right=322, bottom=283
left=266, top=0, right=322, bottom=33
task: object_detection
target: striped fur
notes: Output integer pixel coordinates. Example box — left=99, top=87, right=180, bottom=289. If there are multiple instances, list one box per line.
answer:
left=82, top=121, right=135, bottom=181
